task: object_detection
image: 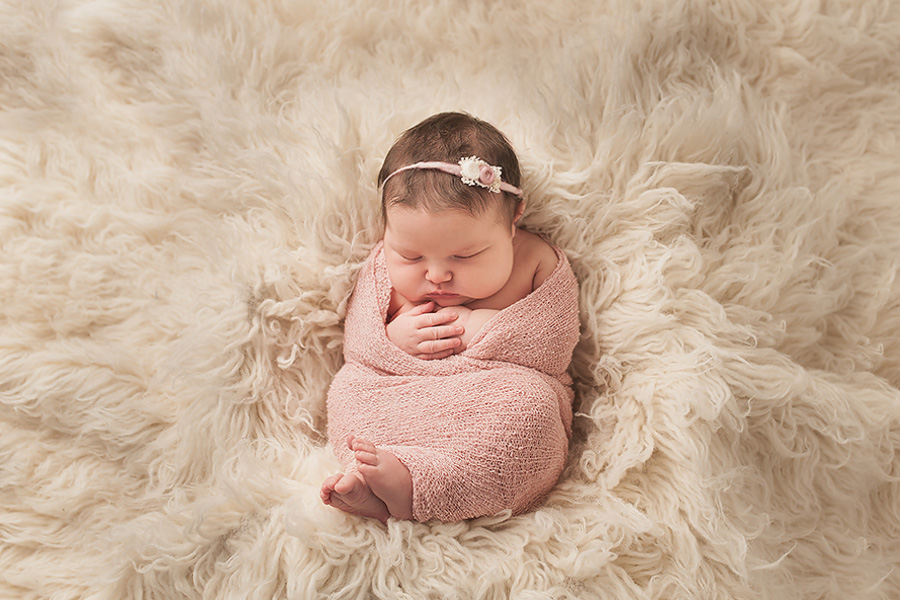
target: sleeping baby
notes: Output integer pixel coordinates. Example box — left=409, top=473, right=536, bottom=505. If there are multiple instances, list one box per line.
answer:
left=320, top=112, right=580, bottom=522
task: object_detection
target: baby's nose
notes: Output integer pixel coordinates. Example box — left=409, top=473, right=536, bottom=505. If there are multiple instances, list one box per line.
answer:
left=425, top=267, right=451, bottom=284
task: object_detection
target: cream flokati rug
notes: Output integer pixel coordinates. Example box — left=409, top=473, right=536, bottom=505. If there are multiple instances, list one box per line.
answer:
left=2, top=0, right=900, bottom=598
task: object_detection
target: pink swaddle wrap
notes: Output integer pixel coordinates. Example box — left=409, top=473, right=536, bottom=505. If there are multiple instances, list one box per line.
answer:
left=326, top=242, right=580, bottom=521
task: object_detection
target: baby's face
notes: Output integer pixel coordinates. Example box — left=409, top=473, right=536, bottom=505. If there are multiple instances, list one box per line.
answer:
left=383, top=205, right=517, bottom=307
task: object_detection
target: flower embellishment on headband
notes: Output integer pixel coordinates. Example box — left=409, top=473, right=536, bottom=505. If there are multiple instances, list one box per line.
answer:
left=458, top=156, right=503, bottom=193
left=381, top=155, right=524, bottom=197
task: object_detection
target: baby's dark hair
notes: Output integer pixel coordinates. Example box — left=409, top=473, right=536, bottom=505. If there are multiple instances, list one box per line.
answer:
left=378, top=112, right=522, bottom=223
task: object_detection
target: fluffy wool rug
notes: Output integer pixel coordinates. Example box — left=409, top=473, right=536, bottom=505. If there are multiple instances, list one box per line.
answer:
left=2, top=0, right=899, bottom=598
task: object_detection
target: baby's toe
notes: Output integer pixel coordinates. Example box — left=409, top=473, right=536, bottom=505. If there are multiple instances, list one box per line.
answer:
left=349, top=436, right=377, bottom=454
left=354, top=447, right=379, bottom=467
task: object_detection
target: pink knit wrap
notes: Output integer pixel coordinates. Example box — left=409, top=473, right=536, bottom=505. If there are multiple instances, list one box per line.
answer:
left=326, top=242, right=580, bottom=521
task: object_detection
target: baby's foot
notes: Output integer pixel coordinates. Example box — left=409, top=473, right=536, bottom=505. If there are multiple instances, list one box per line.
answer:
left=320, top=471, right=390, bottom=523
left=349, top=436, right=414, bottom=521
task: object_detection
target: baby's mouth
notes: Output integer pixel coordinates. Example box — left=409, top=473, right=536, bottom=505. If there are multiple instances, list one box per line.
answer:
left=426, top=291, right=461, bottom=304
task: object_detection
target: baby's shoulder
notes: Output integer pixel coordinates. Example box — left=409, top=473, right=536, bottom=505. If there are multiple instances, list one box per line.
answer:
left=514, top=229, right=559, bottom=289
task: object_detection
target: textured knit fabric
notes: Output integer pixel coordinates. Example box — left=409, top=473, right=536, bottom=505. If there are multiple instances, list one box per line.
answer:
left=326, top=242, right=580, bottom=522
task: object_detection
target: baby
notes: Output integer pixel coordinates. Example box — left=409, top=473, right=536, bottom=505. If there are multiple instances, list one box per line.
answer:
left=320, top=112, right=560, bottom=522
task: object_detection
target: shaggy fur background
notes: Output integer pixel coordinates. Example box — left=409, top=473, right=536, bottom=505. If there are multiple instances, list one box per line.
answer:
left=2, top=0, right=899, bottom=598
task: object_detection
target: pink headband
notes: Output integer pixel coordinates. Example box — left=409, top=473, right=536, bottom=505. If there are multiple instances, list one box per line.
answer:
left=381, top=156, right=523, bottom=197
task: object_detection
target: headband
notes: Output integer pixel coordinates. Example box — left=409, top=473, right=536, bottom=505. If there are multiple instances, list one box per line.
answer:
left=381, top=156, right=524, bottom=197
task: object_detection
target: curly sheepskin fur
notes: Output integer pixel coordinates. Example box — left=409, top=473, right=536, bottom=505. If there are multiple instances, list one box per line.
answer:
left=1, top=0, right=899, bottom=598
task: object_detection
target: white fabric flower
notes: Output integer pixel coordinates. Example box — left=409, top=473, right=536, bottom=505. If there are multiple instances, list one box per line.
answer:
left=458, top=156, right=503, bottom=193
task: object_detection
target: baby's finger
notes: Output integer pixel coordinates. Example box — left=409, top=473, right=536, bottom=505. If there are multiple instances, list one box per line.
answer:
left=420, top=310, right=458, bottom=328
left=417, top=348, right=456, bottom=361
left=426, top=323, right=464, bottom=341
left=417, top=337, right=460, bottom=355
left=408, top=301, right=435, bottom=316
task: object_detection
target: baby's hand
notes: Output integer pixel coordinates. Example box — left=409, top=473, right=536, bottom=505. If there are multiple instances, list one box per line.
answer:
left=435, top=305, right=496, bottom=353
left=386, top=301, right=464, bottom=360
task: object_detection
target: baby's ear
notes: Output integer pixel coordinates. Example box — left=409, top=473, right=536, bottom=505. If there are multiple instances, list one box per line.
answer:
left=512, top=200, right=525, bottom=225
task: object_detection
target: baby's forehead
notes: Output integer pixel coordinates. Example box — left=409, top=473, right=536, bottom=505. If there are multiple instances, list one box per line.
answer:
left=384, top=196, right=511, bottom=225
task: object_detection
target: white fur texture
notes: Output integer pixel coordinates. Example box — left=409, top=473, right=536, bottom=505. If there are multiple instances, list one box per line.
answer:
left=2, top=0, right=899, bottom=598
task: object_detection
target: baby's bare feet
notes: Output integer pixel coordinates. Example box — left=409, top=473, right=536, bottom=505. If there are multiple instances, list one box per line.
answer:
left=320, top=471, right=390, bottom=523
left=349, top=436, right=414, bottom=521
